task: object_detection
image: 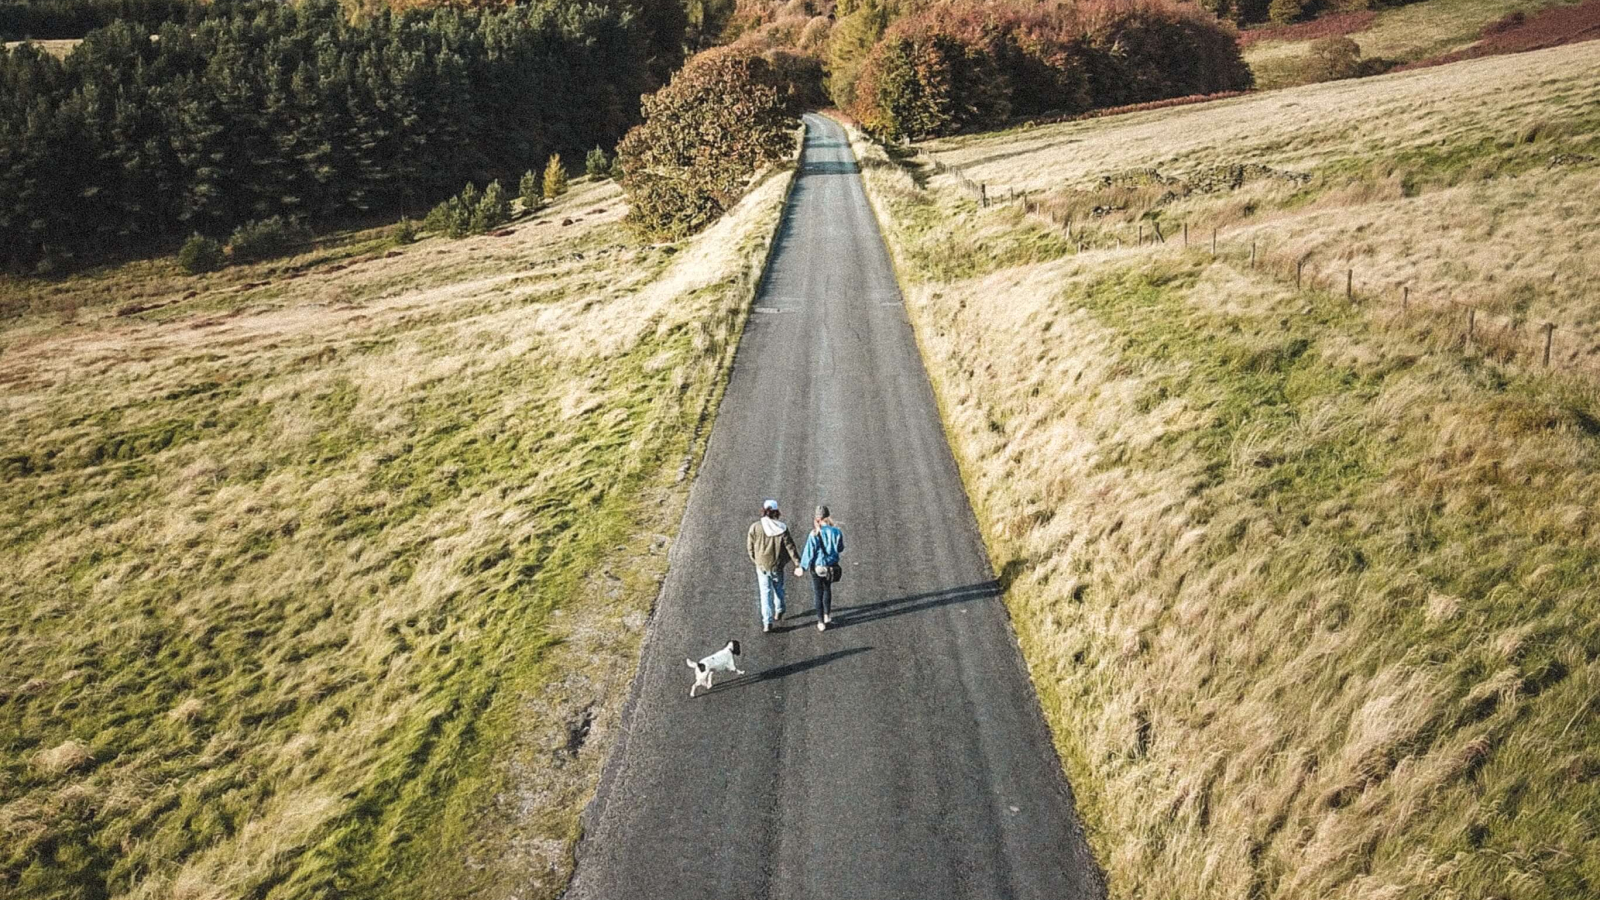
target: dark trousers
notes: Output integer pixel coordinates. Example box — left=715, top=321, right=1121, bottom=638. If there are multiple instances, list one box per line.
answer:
left=810, top=571, right=833, bottom=620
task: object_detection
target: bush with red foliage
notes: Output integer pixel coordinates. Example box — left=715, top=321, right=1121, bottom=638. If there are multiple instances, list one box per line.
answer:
left=617, top=47, right=800, bottom=238
left=851, top=0, right=1251, bottom=140
left=1236, top=10, right=1377, bottom=47
left=1402, top=0, right=1600, bottom=69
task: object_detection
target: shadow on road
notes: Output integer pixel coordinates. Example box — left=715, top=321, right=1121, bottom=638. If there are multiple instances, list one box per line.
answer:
left=831, top=580, right=1001, bottom=630
left=703, top=646, right=873, bottom=695
left=801, top=159, right=862, bottom=176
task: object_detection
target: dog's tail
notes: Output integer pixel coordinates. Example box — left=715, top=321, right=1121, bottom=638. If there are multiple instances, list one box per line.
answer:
left=686, top=658, right=703, bottom=672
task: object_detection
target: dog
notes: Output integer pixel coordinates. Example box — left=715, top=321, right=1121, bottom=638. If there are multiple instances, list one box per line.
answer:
left=687, top=640, right=743, bottom=697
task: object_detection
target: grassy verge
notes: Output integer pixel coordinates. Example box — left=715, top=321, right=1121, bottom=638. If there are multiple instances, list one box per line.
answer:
left=847, top=45, right=1600, bottom=900
left=0, top=168, right=794, bottom=899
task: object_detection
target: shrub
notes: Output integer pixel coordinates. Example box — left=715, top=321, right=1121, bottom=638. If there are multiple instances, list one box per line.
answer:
left=586, top=146, right=611, bottom=179
left=470, top=180, right=513, bottom=233
left=519, top=170, right=543, bottom=210
left=424, top=184, right=479, bottom=238
left=618, top=46, right=799, bottom=239
left=393, top=217, right=417, bottom=245
left=1267, top=0, right=1305, bottom=25
left=1300, top=35, right=1364, bottom=82
left=228, top=216, right=309, bottom=263
left=178, top=234, right=225, bottom=274
left=543, top=155, right=569, bottom=199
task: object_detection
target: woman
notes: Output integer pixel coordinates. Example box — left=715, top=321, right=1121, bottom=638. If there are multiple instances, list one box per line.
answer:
left=796, top=505, right=845, bottom=631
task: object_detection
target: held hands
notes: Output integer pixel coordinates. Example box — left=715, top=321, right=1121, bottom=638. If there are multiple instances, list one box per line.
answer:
left=794, top=567, right=804, bottom=577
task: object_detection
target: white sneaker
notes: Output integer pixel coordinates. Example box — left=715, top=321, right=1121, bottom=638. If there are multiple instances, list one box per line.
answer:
left=763, top=622, right=772, bottom=633
left=817, top=621, right=826, bottom=632
left=824, top=613, right=833, bottom=624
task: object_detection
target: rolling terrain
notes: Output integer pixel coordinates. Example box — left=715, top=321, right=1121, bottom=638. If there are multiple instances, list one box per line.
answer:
left=1242, top=0, right=1594, bottom=87
left=0, top=172, right=793, bottom=899
left=852, top=42, right=1600, bottom=900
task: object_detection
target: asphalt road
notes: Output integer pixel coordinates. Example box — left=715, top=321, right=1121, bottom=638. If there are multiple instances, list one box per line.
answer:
left=566, top=113, right=1103, bottom=900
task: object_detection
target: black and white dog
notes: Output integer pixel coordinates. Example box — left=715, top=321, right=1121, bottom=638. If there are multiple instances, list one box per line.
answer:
left=686, top=640, right=743, bottom=697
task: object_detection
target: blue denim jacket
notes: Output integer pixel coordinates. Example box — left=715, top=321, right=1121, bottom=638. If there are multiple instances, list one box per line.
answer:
left=798, top=524, right=845, bottom=570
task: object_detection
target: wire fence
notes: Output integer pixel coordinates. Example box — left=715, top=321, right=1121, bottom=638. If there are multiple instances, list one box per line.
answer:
left=913, top=148, right=1600, bottom=385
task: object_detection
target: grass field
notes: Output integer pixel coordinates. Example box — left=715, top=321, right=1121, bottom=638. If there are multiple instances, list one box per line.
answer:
left=851, top=42, right=1600, bottom=900
left=0, top=168, right=793, bottom=899
left=1242, top=0, right=1586, bottom=87
left=2, top=38, right=80, bottom=58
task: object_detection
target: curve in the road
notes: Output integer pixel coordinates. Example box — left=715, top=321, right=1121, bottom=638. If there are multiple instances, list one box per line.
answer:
left=565, top=113, right=1104, bottom=900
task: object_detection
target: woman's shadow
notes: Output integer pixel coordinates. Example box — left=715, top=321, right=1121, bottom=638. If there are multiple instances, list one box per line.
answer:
left=829, top=580, right=1000, bottom=630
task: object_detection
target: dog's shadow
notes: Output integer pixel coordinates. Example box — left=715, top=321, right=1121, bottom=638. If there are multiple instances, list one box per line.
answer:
left=701, top=646, right=872, bottom=695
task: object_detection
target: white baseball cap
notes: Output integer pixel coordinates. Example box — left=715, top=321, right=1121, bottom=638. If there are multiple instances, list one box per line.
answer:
left=762, top=499, right=779, bottom=511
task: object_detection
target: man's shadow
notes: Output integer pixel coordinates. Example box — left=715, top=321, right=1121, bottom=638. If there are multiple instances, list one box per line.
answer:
left=701, top=646, right=873, bottom=695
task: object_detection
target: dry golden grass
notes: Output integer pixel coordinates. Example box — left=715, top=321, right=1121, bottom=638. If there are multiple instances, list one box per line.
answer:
left=848, top=44, right=1600, bottom=900
left=927, top=41, right=1598, bottom=193
left=0, top=169, right=795, bottom=899
left=2, top=38, right=81, bottom=58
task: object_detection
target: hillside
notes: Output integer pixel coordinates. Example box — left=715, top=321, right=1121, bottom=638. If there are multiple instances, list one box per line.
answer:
left=1242, top=0, right=1593, bottom=87
left=851, top=41, right=1600, bottom=900
left=0, top=171, right=793, bottom=898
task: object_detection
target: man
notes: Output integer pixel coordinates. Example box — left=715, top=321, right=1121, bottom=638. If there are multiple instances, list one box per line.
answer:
left=747, top=499, right=800, bottom=633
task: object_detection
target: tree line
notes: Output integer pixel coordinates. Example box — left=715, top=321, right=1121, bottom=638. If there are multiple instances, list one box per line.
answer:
left=838, top=0, right=1252, bottom=140
left=0, top=0, right=670, bottom=273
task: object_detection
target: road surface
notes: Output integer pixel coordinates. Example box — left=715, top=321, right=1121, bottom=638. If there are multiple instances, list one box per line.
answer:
left=566, top=113, right=1103, bottom=900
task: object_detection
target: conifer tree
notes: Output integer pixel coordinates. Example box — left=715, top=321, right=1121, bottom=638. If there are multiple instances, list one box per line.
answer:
left=586, top=146, right=610, bottom=179
left=520, top=170, right=543, bottom=210
left=471, top=180, right=512, bottom=233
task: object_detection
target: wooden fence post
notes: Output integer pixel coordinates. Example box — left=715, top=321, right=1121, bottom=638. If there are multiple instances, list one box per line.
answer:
left=1402, top=285, right=1409, bottom=312
left=1153, top=221, right=1165, bottom=244
left=1065, top=218, right=1072, bottom=240
left=980, top=184, right=987, bottom=207
left=1467, top=307, right=1476, bottom=342
left=1183, top=222, right=1189, bottom=248
left=1346, top=269, right=1353, bottom=302
left=1250, top=241, right=1256, bottom=269
left=1543, top=323, right=1555, bottom=367
left=1211, top=227, right=1217, bottom=256
left=1296, top=259, right=1303, bottom=289
left=1138, top=223, right=1144, bottom=245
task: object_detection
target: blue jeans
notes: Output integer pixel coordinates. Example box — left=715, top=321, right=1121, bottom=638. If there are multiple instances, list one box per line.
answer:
left=757, top=569, right=785, bottom=626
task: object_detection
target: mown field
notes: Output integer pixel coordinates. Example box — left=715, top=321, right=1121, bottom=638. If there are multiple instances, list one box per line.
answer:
left=851, top=42, right=1600, bottom=900
left=0, top=169, right=792, bottom=899
left=1242, top=0, right=1591, bottom=87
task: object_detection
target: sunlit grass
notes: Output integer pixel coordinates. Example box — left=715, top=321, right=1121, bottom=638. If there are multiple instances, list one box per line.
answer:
left=848, top=44, right=1600, bottom=900
left=0, top=171, right=794, bottom=899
